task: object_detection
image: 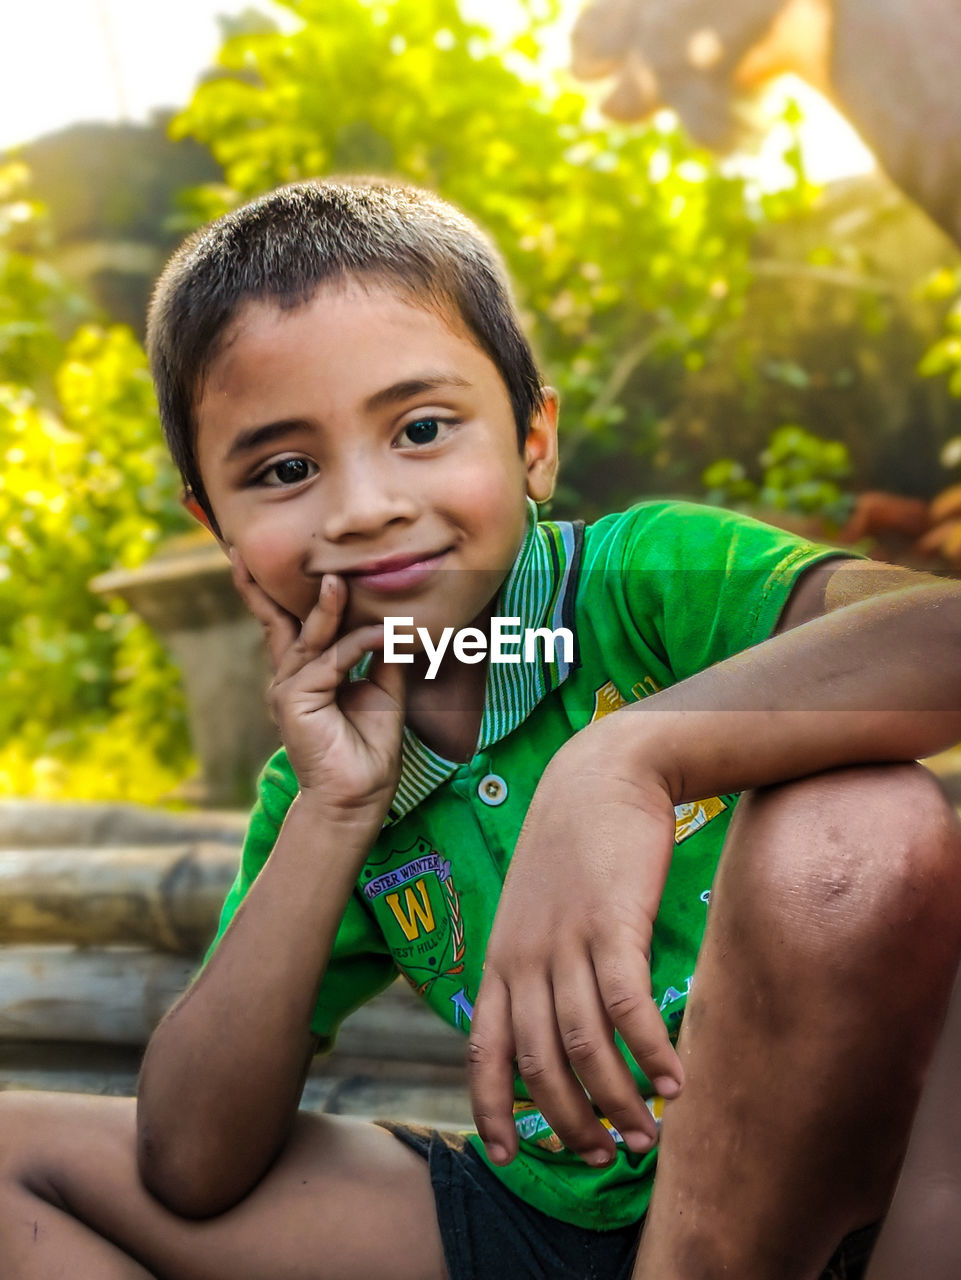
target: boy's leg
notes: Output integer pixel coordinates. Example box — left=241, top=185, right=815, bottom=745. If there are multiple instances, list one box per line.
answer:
left=633, top=763, right=961, bottom=1280
left=0, top=1092, right=447, bottom=1280
left=865, top=953, right=961, bottom=1278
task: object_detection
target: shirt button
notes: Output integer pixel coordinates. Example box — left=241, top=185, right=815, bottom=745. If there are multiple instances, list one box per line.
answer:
left=478, top=774, right=508, bottom=806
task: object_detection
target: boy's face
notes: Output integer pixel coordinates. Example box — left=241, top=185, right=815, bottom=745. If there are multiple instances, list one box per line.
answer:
left=194, top=283, right=558, bottom=639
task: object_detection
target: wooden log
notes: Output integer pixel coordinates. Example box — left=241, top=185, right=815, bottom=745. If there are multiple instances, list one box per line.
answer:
left=331, top=980, right=466, bottom=1066
left=0, top=946, right=195, bottom=1044
left=0, top=800, right=246, bottom=850
left=0, top=946, right=466, bottom=1063
left=0, top=1040, right=473, bottom=1126
left=0, top=1039, right=147, bottom=1096
left=0, top=843, right=238, bottom=953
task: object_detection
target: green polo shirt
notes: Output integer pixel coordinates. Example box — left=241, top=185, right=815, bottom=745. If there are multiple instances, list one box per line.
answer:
left=208, top=500, right=843, bottom=1228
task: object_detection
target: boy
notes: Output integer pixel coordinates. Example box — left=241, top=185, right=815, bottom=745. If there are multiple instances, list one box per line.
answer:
left=2, top=177, right=961, bottom=1280
left=866, top=958, right=961, bottom=1277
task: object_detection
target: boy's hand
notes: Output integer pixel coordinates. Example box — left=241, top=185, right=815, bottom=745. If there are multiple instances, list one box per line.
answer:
left=468, top=732, right=682, bottom=1167
left=231, top=552, right=405, bottom=827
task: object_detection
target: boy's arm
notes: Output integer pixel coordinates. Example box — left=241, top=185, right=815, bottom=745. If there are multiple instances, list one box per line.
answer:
left=137, top=564, right=405, bottom=1219
left=469, top=561, right=961, bottom=1167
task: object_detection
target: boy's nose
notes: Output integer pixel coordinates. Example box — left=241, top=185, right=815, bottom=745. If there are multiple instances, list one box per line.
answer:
left=319, top=460, right=418, bottom=542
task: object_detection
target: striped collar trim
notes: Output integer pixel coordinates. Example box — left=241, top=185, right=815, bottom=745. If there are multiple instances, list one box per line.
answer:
left=385, top=502, right=582, bottom=825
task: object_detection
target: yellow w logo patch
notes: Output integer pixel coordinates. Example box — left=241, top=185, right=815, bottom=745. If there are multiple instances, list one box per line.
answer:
left=385, top=878, right=436, bottom=941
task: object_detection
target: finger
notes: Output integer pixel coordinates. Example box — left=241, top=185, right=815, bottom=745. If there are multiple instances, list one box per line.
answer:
left=551, top=956, right=658, bottom=1155
left=281, top=624, right=386, bottom=700
left=365, top=649, right=408, bottom=713
left=593, top=943, right=683, bottom=1101
left=229, top=550, right=300, bottom=669
left=269, top=573, right=347, bottom=683
left=508, top=978, right=618, bottom=1167
left=297, top=573, right=347, bottom=655
left=467, top=976, right=521, bottom=1166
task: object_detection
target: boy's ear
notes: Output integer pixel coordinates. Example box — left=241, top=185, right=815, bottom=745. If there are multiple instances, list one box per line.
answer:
left=524, top=387, right=560, bottom=504
left=182, top=489, right=227, bottom=548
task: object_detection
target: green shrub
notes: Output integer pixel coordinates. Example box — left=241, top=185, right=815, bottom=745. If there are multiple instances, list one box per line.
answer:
left=0, top=325, right=194, bottom=801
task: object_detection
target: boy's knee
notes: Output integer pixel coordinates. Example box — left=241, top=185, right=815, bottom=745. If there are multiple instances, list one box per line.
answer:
left=0, top=1092, right=52, bottom=1187
left=718, top=763, right=961, bottom=975
left=0, top=1091, right=40, bottom=1146
left=0, top=1091, right=137, bottom=1204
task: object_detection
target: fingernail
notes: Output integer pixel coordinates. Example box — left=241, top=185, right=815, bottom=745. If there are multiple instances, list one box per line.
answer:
left=621, top=1129, right=655, bottom=1153
left=653, top=1075, right=681, bottom=1099
left=486, top=1143, right=511, bottom=1166
left=586, top=1149, right=616, bottom=1168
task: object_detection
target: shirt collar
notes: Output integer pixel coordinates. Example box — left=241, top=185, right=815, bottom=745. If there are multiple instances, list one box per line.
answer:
left=385, top=501, right=582, bottom=825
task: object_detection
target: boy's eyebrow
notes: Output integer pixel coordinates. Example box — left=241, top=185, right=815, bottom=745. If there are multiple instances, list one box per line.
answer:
left=223, top=420, right=308, bottom=463
left=363, top=373, right=473, bottom=413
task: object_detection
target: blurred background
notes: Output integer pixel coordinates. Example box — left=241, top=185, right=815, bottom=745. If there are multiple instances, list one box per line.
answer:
left=3, top=0, right=961, bottom=810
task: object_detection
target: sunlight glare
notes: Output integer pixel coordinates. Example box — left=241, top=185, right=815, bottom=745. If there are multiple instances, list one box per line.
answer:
left=2, top=0, right=875, bottom=193
left=752, top=76, right=875, bottom=188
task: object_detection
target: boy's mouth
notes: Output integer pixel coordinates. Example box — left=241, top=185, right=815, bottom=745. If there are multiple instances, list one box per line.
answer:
left=343, top=549, right=450, bottom=594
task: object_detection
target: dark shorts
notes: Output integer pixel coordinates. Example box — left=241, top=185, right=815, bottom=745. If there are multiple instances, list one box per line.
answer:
left=380, top=1122, right=880, bottom=1280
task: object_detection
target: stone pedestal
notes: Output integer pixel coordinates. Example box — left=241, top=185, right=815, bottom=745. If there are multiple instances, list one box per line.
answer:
left=91, top=541, right=278, bottom=807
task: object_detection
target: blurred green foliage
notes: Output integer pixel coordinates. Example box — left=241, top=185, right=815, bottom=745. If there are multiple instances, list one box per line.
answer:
left=917, top=266, right=961, bottom=473
left=703, top=424, right=853, bottom=528
left=0, top=165, right=192, bottom=801
left=918, top=265, right=961, bottom=472
left=0, top=164, right=88, bottom=390
left=919, top=267, right=961, bottom=397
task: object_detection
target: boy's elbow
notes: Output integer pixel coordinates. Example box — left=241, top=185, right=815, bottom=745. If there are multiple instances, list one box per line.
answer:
left=137, top=1118, right=254, bottom=1219
left=135, top=1033, right=264, bottom=1217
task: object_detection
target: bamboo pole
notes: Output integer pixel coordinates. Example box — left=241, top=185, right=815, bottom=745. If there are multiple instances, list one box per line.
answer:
left=0, top=945, right=465, bottom=1060
left=0, top=843, right=237, bottom=953
left=0, top=800, right=247, bottom=849
left=0, top=946, right=195, bottom=1044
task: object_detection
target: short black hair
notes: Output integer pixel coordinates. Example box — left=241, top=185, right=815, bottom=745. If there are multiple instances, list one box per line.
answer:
left=147, top=178, right=545, bottom=525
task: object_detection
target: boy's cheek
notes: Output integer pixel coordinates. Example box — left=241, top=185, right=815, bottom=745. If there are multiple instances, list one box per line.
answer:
left=283, top=578, right=328, bottom=624
left=233, top=552, right=320, bottom=624
left=224, top=526, right=310, bottom=615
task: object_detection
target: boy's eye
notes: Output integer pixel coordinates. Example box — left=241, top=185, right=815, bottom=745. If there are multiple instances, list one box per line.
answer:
left=398, top=417, right=454, bottom=448
left=256, top=457, right=317, bottom=487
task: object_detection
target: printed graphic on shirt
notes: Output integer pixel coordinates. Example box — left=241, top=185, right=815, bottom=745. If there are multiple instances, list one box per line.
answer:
left=673, top=795, right=728, bottom=843
left=361, top=836, right=466, bottom=994
left=512, top=1095, right=667, bottom=1154
left=590, top=679, right=627, bottom=720
left=449, top=985, right=475, bottom=1030
left=590, top=680, right=728, bottom=844
left=631, top=675, right=662, bottom=700
left=594, top=673, right=662, bottom=716
left=658, top=974, right=693, bottom=1013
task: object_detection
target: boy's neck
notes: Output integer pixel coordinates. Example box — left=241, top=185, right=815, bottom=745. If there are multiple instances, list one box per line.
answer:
left=405, top=651, right=488, bottom=764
